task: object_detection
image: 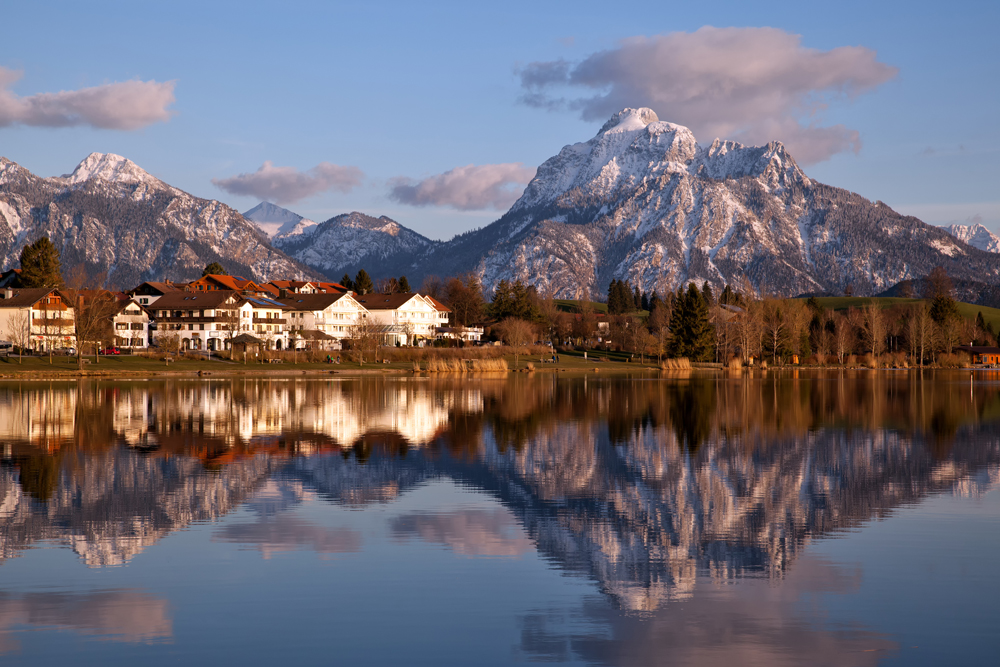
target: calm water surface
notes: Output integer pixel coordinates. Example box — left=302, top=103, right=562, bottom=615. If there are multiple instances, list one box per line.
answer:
left=1, top=371, right=999, bottom=666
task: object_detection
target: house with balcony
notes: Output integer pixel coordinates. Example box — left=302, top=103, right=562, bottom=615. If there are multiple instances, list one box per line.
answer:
left=243, top=295, right=293, bottom=349
left=276, top=291, right=369, bottom=349
left=129, top=281, right=184, bottom=307
left=150, top=290, right=253, bottom=351
left=0, top=287, right=76, bottom=351
left=354, top=292, right=442, bottom=346
left=111, top=297, right=152, bottom=349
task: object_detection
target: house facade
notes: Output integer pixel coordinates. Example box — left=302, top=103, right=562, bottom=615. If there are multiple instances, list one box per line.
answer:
left=277, top=291, right=369, bottom=348
left=150, top=290, right=253, bottom=351
left=111, top=298, right=152, bottom=349
left=354, top=293, right=442, bottom=346
left=0, top=287, right=76, bottom=351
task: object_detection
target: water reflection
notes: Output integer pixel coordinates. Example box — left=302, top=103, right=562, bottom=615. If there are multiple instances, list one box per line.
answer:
left=0, top=590, right=171, bottom=652
left=0, top=373, right=998, bottom=662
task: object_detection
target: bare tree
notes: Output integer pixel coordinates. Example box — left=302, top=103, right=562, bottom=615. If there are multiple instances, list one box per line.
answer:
left=834, top=314, right=854, bottom=364
left=5, top=309, right=31, bottom=364
left=217, top=300, right=245, bottom=354
left=648, top=305, right=671, bottom=364
left=351, top=317, right=392, bottom=364
left=860, top=301, right=886, bottom=358
left=495, top=317, right=534, bottom=370
left=70, top=292, right=117, bottom=370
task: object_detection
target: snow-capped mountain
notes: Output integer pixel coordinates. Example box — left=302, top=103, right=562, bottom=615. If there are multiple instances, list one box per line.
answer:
left=272, top=211, right=434, bottom=280
left=0, top=153, right=318, bottom=287
left=945, top=223, right=1000, bottom=253
left=406, top=108, right=1000, bottom=298
left=243, top=201, right=318, bottom=239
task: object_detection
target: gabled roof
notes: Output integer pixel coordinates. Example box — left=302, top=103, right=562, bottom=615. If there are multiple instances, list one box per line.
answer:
left=191, top=274, right=258, bottom=291
left=0, top=287, right=57, bottom=308
left=276, top=292, right=356, bottom=311
left=314, top=281, right=347, bottom=292
left=131, top=281, right=183, bottom=295
left=354, top=292, right=427, bottom=310
left=426, top=296, right=451, bottom=312
left=148, top=290, right=241, bottom=310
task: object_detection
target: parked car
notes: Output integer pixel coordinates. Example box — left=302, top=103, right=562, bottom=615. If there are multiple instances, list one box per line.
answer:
left=99, top=347, right=120, bottom=355
left=53, top=347, right=77, bottom=356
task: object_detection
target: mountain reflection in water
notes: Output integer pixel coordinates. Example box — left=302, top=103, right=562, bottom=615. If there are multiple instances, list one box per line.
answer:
left=0, top=372, right=998, bottom=663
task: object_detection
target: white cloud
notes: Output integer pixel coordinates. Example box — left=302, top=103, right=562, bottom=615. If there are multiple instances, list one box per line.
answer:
left=518, top=27, right=898, bottom=164
left=389, top=163, right=536, bottom=210
left=213, top=161, right=364, bottom=205
left=0, top=66, right=175, bottom=130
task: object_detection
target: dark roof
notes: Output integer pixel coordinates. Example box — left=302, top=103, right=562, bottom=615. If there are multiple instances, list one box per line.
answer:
left=354, top=292, right=423, bottom=310
left=131, top=281, right=183, bottom=295
left=0, top=287, right=57, bottom=308
left=148, top=290, right=240, bottom=309
left=276, top=292, right=351, bottom=310
left=231, top=333, right=265, bottom=345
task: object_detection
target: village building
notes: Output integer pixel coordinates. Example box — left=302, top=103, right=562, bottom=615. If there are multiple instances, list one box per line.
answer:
left=276, top=291, right=368, bottom=349
left=111, top=297, right=152, bottom=349
left=0, top=287, right=76, bottom=351
left=955, top=345, right=1000, bottom=365
left=130, top=281, right=184, bottom=307
left=354, top=292, right=442, bottom=346
left=150, top=290, right=253, bottom=352
left=242, top=294, right=292, bottom=349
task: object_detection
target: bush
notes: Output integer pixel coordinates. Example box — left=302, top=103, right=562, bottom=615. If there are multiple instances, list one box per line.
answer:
left=727, top=357, right=743, bottom=371
left=660, top=358, right=692, bottom=370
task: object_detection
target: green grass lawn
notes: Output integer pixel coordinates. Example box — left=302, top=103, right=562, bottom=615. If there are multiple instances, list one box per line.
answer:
left=795, top=296, right=1000, bottom=333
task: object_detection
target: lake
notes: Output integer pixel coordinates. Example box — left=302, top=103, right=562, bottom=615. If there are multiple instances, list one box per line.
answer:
left=1, top=371, right=999, bottom=666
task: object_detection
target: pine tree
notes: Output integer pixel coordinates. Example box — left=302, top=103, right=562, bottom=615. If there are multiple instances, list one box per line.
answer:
left=633, top=285, right=641, bottom=311
left=19, top=236, right=64, bottom=288
left=640, top=292, right=650, bottom=312
left=341, top=273, right=354, bottom=290
left=399, top=276, right=411, bottom=293
left=354, top=269, right=374, bottom=295
left=701, top=281, right=714, bottom=306
left=202, top=262, right=226, bottom=276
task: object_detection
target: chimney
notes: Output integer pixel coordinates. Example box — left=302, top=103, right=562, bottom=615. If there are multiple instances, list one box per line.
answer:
left=279, top=288, right=289, bottom=298
left=3, top=288, right=11, bottom=300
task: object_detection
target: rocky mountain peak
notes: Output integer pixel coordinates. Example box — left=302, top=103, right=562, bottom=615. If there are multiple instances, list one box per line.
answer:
left=62, top=152, right=161, bottom=186
left=598, top=107, right=661, bottom=134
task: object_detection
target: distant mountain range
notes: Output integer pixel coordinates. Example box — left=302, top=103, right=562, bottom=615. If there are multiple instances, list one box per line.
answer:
left=3, top=110, right=1000, bottom=296
left=244, top=109, right=1000, bottom=299
left=0, top=153, right=317, bottom=287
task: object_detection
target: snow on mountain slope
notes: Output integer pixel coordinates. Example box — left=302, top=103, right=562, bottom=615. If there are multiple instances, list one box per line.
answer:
left=273, top=211, right=433, bottom=280
left=0, top=154, right=319, bottom=287
left=945, top=223, right=1000, bottom=253
left=411, top=107, right=1000, bottom=298
left=244, top=201, right=318, bottom=239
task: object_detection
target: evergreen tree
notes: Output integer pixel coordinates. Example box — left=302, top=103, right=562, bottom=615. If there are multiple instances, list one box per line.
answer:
left=202, top=262, right=226, bottom=276
left=399, top=276, right=411, bottom=293
left=701, top=281, right=714, bottom=306
left=640, top=292, right=650, bottom=312
left=649, top=290, right=662, bottom=313
left=668, top=284, right=714, bottom=361
left=607, top=280, right=620, bottom=314
left=19, top=236, right=64, bottom=288
left=633, top=285, right=641, bottom=311
left=341, top=273, right=354, bottom=290
left=354, top=269, right=374, bottom=295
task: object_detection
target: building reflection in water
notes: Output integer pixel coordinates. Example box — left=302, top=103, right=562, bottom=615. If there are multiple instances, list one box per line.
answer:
left=0, top=372, right=998, bottom=611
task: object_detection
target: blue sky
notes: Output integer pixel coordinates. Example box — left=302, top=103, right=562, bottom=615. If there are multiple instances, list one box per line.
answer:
left=1, top=0, right=997, bottom=240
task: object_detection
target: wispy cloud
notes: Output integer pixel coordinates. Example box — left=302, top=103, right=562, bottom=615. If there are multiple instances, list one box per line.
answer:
left=388, top=163, right=536, bottom=211
left=213, top=161, right=364, bottom=205
left=517, top=26, right=898, bottom=164
left=0, top=66, right=175, bottom=130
